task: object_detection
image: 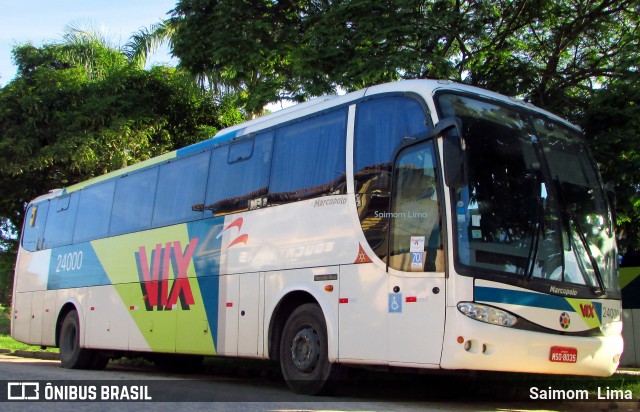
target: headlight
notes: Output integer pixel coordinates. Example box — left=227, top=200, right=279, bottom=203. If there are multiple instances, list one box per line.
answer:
left=457, top=302, right=517, bottom=327
left=600, top=320, right=622, bottom=337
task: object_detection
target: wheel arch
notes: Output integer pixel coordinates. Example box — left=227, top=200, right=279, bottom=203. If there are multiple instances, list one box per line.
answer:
left=267, top=290, right=320, bottom=362
left=55, top=301, right=81, bottom=348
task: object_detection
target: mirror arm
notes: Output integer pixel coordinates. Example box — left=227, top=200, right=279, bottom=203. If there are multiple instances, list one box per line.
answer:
left=434, top=116, right=463, bottom=139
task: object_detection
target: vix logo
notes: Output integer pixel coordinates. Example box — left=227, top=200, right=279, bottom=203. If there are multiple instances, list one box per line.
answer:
left=134, top=238, right=198, bottom=311
left=580, top=303, right=596, bottom=319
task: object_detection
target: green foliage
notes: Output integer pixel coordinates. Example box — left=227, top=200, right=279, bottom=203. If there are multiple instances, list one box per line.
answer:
left=292, top=0, right=425, bottom=93
left=171, top=0, right=640, bottom=250
left=124, top=20, right=176, bottom=70
left=170, top=0, right=638, bottom=108
left=171, top=0, right=303, bottom=116
left=0, top=253, right=14, bottom=308
left=584, top=75, right=640, bottom=247
left=0, top=28, right=240, bottom=305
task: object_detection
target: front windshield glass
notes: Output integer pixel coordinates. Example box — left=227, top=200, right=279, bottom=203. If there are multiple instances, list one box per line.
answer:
left=438, top=93, right=619, bottom=293
left=533, top=118, right=618, bottom=292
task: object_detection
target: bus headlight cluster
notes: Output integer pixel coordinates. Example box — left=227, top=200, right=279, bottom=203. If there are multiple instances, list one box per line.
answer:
left=457, top=302, right=517, bottom=327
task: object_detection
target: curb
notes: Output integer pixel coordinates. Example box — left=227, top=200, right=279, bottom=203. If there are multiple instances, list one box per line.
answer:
left=5, top=349, right=60, bottom=361
left=616, top=368, right=640, bottom=376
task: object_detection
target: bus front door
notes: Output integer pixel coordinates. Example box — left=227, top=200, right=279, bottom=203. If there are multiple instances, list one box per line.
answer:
left=386, top=140, right=446, bottom=365
left=387, top=274, right=446, bottom=365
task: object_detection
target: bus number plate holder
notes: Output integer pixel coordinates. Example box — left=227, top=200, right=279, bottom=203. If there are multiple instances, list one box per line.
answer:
left=549, top=346, right=577, bottom=363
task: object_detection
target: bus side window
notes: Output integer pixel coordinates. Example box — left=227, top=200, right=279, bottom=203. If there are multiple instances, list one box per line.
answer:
left=43, top=194, right=79, bottom=249
left=152, top=151, right=211, bottom=227
left=205, top=132, right=273, bottom=215
left=109, top=167, right=159, bottom=236
left=269, top=109, right=347, bottom=203
left=73, top=180, right=116, bottom=243
left=22, top=202, right=50, bottom=252
left=354, top=97, right=431, bottom=261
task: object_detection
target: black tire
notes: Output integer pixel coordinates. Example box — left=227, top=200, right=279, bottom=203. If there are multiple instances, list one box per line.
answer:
left=59, top=310, right=94, bottom=369
left=88, top=351, right=110, bottom=370
left=279, top=303, right=338, bottom=395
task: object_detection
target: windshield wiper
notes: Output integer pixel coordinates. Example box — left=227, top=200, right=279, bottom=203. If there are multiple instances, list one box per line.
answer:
left=570, top=212, right=606, bottom=295
left=525, top=219, right=542, bottom=281
left=525, top=175, right=543, bottom=281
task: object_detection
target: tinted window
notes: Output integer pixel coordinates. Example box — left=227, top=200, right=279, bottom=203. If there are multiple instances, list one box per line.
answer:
left=110, top=167, right=158, bottom=235
left=153, top=151, right=210, bottom=227
left=22, top=201, right=49, bottom=252
left=354, top=97, right=430, bottom=193
left=73, top=181, right=115, bottom=243
left=438, top=94, right=563, bottom=280
left=43, top=194, right=79, bottom=249
left=389, top=141, right=442, bottom=272
left=228, top=138, right=254, bottom=163
left=205, top=132, right=273, bottom=215
left=270, top=109, right=347, bottom=202
left=354, top=97, right=430, bottom=259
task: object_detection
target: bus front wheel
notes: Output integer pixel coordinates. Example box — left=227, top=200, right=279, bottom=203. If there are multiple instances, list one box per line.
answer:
left=59, top=310, right=94, bottom=369
left=279, top=303, right=338, bottom=395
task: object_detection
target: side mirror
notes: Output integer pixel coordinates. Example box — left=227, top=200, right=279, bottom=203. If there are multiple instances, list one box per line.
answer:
left=436, top=116, right=467, bottom=188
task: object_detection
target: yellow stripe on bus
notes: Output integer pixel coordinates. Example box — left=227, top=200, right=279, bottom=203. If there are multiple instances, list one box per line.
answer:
left=620, top=267, right=640, bottom=290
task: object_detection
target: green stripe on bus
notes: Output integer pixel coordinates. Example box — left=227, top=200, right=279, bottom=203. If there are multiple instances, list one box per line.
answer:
left=620, top=267, right=640, bottom=290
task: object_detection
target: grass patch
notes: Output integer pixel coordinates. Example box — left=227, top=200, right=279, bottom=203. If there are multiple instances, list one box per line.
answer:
left=0, top=305, right=58, bottom=353
left=0, top=335, right=58, bottom=352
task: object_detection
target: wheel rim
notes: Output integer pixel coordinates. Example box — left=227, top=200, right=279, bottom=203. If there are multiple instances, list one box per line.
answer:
left=290, top=326, right=320, bottom=373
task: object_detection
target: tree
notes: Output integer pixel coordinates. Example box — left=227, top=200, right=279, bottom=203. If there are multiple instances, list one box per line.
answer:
left=171, top=0, right=306, bottom=117
left=124, top=20, right=176, bottom=70
left=291, top=0, right=427, bottom=93
left=0, top=28, right=242, bottom=305
left=170, top=0, right=640, bottom=248
left=583, top=74, right=640, bottom=247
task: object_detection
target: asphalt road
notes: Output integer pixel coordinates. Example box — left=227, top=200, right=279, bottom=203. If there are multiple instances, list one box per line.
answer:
left=0, top=353, right=635, bottom=411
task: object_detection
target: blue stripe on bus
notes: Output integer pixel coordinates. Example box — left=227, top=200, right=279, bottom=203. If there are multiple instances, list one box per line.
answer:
left=188, top=217, right=225, bottom=350
left=176, top=130, right=243, bottom=158
left=475, top=286, right=574, bottom=312
left=48, top=243, right=111, bottom=290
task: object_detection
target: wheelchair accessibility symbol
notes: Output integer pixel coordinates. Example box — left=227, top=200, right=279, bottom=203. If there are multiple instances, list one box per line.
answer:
left=388, top=293, right=402, bottom=313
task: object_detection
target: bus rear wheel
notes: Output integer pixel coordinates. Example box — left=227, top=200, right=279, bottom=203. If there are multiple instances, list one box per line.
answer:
left=279, top=303, right=338, bottom=395
left=59, top=309, right=95, bottom=369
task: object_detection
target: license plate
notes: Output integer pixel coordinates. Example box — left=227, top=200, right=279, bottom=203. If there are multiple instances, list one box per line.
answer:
left=549, top=346, right=578, bottom=363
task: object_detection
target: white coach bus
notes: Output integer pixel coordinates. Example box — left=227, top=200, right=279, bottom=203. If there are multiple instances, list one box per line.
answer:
left=12, top=80, right=622, bottom=394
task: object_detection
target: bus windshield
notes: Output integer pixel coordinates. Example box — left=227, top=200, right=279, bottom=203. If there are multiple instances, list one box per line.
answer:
left=438, top=93, right=619, bottom=294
